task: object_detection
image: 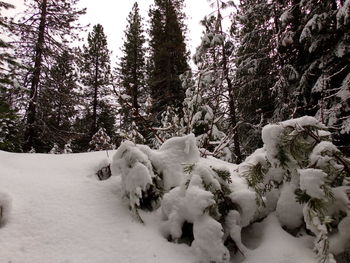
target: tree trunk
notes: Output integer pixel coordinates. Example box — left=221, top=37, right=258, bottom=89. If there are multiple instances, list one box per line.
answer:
left=216, top=0, right=242, bottom=163
left=24, top=0, right=47, bottom=151
left=92, top=52, right=99, bottom=135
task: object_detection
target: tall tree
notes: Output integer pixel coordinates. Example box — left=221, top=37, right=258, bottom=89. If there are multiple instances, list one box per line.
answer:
left=80, top=24, right=114, bottom=146
left=12, top=0, right=85, bottom=152
left=118, top=2, right=147, bottom=134
left=275, top=0, right=350, bottom=154
left=148, top=0, right=189, bottom=123
left=232, top=0, right=277, bottom=156
left=39, top=50, right=81, bottom=149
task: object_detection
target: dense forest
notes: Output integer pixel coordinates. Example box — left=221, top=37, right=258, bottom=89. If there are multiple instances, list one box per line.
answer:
left=1, top=0, right=349, bottom=159
left=1, top=1, right=350, bottom=262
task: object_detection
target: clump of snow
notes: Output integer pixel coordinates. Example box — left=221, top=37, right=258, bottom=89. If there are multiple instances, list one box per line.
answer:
left=143, top=134, right=200, bottom=190
left=192, top=215, right=229, bottom=263
left=309, top=141, right=340, bottom=169
left=299, top=169, right=327, bottom=199
left=276, top=183, right=303, bottom=230
left=0, top=191, right=12, bottom=226
left=337, top=0, right=350, bottom=28
left=329, top=216, right=350, bottom=255
left=111, top=141, right=155, bottom=212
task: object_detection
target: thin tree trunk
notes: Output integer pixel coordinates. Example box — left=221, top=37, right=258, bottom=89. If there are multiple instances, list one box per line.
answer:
left=216, top=0, right=242, bottom=163
left=92, top=52, right=99, bottom=135
left=24, top=0, right=47, bottom=151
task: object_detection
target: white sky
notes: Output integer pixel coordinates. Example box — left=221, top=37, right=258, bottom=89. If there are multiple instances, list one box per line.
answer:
left=7, top=0, right=214, bottom=65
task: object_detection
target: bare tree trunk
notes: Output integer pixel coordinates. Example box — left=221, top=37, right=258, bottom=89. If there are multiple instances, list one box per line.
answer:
left=24, top=0, right=47, bottom=151
left=92, top=52, right=99, bottom=135
left=216, top=0, right=242, bottom=163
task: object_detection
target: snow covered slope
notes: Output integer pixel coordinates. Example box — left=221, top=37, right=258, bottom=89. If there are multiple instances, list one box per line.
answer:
left=0, top=150, right=318, bottom=263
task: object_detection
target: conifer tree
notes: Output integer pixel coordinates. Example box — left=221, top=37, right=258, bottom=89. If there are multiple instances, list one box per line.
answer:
left=148, top=0, right=189, bottom=123
left=0, top=1, right=17, bottom=93
left=118, top=2, right=147, bottom=135
left=39, top=50, right=80, bottom=149
left=275, top=0, right=350, bottom=154
left=12, top=0, right=86, bottom=152
left=81, top=24, right=114, bottom=140
left=232, top=0, right=277, bottom=156
left=89, top=127, right=112, bottom=151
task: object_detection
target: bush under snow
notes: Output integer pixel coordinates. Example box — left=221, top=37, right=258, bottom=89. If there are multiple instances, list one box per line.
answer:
left=106, top=116, right=350, bottom=263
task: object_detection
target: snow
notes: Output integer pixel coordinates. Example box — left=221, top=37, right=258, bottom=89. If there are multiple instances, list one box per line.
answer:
left=0, top=151, right=195, bottom=263
left=192, top=215, right=229, bottom=263
left=276, top=183, right=304, bottom=230
left=236, top=213, right=317, bottom=263
left=0, top=132, right=326, bottom=263
left=299, top=168, right=327, bottom=199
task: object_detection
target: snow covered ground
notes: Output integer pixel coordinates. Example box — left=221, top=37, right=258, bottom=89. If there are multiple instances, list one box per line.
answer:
left=0, top=150, right=318, bottom=263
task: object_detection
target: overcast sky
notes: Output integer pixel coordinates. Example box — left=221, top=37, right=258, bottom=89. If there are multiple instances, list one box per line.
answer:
left=8, top=0, right=214, bottom=64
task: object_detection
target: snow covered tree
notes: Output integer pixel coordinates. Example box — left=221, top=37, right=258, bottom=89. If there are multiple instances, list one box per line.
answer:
left=148, top=0, right=189, bottom=123
left=118, top=2, right=147, bottom=136
left=275, top=0, right=350, bottom=154
left=89, top=127, right=113, bottom=151
left=12, top=0, right=86, bottom=152
left=63, top=140, right=73, bottom=154
left=193, top=4, right=241, bottom=163
left=49, top=143, right=60, bottom=154
left=241, top=116, right=350, bottom=262
left=0, top=99, right=22, bottom=152
left=232, top=0, right=277, bottom=157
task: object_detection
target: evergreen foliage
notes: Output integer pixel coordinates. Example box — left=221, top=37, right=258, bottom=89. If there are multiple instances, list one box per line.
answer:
left=11, top=0, right=86, bottom=152
left=89, top=127, right=113, bottom=151
left=148, top=0, right=189, bottom=123
left=118, top=2, right=147, bottom=137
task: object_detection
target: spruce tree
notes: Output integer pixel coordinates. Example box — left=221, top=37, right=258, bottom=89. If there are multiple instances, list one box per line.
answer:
left=148, top=0, right=189, bottom=123
left=81, top=24, right=114, bottom=142
left=118, top=2, right=147, bottom=135
left=12, top=0, right=86, bottom=152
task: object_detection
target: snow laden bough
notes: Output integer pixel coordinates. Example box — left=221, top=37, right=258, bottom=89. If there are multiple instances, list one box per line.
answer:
left=109, top=134, right=259, bottom=262
left=106, top=117, right=349, bottom=263
left=241, top=116, right=350, bottom=263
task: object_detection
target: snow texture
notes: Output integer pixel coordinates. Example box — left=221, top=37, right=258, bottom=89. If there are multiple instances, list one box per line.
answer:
left=0, top=150, right=196, bottom=263
left=299, top=168, right=327, bottom=199
left=276, top=183, right=304, bottom=230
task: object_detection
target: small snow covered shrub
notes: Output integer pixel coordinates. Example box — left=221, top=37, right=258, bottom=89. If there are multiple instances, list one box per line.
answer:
left=111, top=141, right=162, bottom=220
left=89, top=128, right=113, bottom=151
left=160, top=163, right=251, bottom=263
left=240, top=116, right=350, bottom=262
left=49, top=143, right=60, bottom=154
left=0, top=192, right=12, bottom=227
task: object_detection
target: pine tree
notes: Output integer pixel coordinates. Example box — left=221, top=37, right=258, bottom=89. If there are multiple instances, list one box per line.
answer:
left=89, top=127, right=112, bottom=151
left=275, top=0, right=350, bottom=154
left=12, top=0, right=86, bottom=152
left=0, top=1, right=22, bottom=152
left=0, top=1, right=17, bottom=93
left=148, top=0, right=189, bottom=123
left=81, top=24, right=113, bottom=138
left=193, top=1, right=242, bottom=163
left=232, top=0, right=277, bottom=157
left=39, top=50, right=80, bottom=149
left=118, top=2, right=147, bottom=136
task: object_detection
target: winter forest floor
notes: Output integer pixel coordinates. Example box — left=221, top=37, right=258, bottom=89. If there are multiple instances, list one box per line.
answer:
left=0, top=150, right=319, bottom=263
